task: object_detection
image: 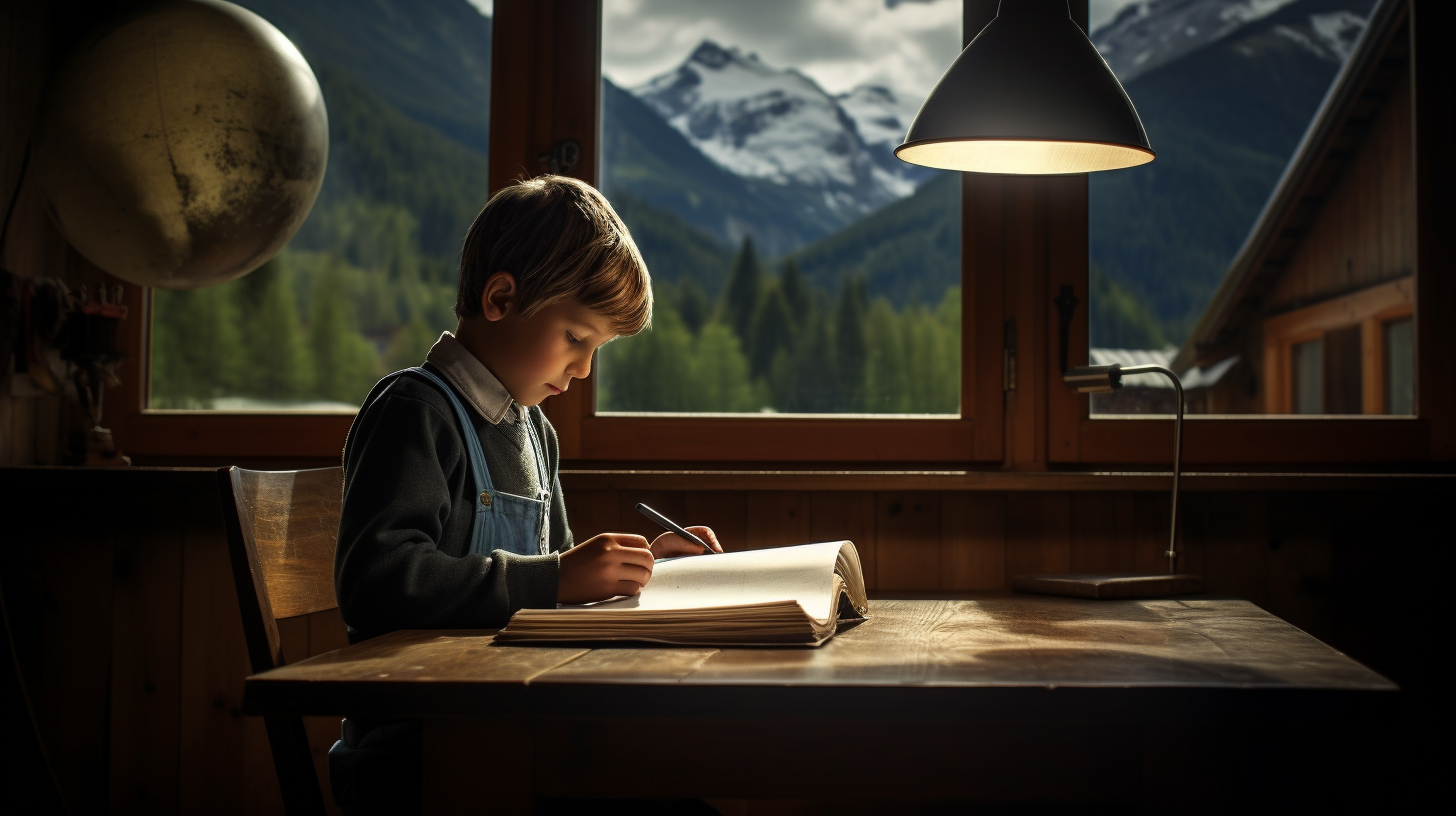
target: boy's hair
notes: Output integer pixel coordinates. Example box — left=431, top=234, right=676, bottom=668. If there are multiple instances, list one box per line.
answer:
left=455, top=175, right=652, bottom=335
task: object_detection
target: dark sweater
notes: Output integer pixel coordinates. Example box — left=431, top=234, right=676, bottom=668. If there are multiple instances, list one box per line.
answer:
left=334, top=362, right=571, bottom=642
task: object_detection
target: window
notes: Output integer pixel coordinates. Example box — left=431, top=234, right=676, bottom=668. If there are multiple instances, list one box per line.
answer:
left=595, top=0, right=962, bottom=416
left=1384, top=316, right=1414, bottom=414
left=1084, top=0, right=1415, bottom=417
left=1050, top=0, right=1447, bottom=465
left=111, top=0, right=1451, bottom=466
left=1291, top=338, right=1323, bottom=415
left=146, top=0, right=493, bottom=411
left=1260, top=278, right=1413, bottom=415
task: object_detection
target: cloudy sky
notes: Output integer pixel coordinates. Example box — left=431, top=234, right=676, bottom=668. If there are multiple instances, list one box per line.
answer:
left=602, top=0, right=961, bottom=97
left=468, top=0, right=1144, bottom=97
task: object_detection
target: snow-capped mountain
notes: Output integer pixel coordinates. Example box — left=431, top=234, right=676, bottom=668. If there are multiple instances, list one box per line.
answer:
left=1091, top=0, right=1363, bottom=82
left=834, top=84, right=921, bottom=156
left=632, top=41, right=921, bottom=221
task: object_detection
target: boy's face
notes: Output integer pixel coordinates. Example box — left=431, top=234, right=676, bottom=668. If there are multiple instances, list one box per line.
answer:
left=477, top=283, right=617, bottom=407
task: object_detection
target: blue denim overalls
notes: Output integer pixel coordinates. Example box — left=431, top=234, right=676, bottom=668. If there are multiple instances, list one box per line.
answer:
left=403, top=366, right=551, bottom=556
left=328, top=366, right=551, bottom=808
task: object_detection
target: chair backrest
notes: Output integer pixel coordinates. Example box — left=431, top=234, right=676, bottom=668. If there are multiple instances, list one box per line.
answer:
left=219, top=466, right=342, bottom=674
left=218, top=465, right=342, bottom=816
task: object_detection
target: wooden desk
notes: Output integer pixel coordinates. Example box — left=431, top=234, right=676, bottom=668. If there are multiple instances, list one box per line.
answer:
left=245, top=599, right=1396, bottom=814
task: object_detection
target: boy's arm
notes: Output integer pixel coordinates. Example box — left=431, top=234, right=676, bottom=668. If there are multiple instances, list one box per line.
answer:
left=335, top=392, right=558, bottom=638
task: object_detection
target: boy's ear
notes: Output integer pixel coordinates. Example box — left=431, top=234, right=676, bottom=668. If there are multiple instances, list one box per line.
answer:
left=480, top=271, right=517, bottom=321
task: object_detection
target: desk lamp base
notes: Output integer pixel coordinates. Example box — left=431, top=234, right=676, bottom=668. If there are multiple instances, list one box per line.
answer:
left=1012, top=573, right=1203, bottom=599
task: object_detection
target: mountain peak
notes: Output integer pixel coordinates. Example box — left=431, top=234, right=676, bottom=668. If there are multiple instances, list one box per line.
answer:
left=687, top=39, right=768, bottom=72
left=1093, top=0, right=1304, bottom=81
left=631, top=44, right=932, bottom=219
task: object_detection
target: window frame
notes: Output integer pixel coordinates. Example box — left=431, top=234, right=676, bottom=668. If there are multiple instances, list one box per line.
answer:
left=532, top=0, right=1007, bottom=464
left=111, top=0, right=1453, bottom=468
left=1260, top=277, right=1413, bottom=415
left=1048, top=0, right=1451, bottom=467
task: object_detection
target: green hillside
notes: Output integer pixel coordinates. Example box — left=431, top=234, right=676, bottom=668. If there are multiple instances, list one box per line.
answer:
left=789, top=172, right=960, bottom=308
left=234, top=0, right=492, bottom=154
left=1089, top=0, right=1369, bottom=344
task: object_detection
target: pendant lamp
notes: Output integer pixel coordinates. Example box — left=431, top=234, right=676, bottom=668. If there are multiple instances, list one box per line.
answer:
left=896, top=0, right=1154, bottom=175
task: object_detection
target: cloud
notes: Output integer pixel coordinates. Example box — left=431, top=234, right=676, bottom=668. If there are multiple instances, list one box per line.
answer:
left=603, top=0, right=962, bottom=98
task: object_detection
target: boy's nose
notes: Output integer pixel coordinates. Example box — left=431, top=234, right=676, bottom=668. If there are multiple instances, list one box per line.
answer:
left=568, top=354, right=592, bottom=379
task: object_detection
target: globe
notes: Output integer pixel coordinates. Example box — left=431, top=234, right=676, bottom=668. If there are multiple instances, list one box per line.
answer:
left=33, top=0, right=327, bottom=289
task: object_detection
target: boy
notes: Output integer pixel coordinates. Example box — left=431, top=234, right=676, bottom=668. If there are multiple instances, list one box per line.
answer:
left=329, top=175, right=721, bottom=814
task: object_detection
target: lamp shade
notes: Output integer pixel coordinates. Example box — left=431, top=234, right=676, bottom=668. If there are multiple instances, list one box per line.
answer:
left=896, top=0, right=1153, bottom=175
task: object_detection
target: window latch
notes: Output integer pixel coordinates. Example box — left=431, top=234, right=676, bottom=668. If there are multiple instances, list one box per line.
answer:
left=539, top=139, right=581, bottom=175
left=1053, top=285, right=1080, bottom=375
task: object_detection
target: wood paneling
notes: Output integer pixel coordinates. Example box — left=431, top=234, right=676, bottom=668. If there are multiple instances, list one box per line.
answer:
left=1266, top=71, right=1415, bottom=311
left=745, top=491, right=811, bottom=551
left=874, top=492, right=941, bottom=591
left=1, top=466, right=1451, bottom=812
left=940, top=492, right=1005, bottom=591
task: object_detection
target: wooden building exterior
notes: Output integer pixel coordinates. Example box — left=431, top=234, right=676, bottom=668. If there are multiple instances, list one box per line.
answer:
left=1173, top=0, right=1418, bottom=414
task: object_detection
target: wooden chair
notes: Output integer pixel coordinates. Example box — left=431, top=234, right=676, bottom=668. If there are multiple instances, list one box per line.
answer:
left=218, top=466, right=343, bottom=816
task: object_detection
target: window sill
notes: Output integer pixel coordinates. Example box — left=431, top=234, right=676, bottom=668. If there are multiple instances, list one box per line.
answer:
left=559, top=469, right=1456, bottom=492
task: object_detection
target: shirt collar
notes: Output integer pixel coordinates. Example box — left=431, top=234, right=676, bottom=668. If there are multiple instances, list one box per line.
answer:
left=424, top=332, right=520, bottom=425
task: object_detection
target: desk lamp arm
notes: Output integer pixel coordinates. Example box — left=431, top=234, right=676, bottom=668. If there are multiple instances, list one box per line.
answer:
left=1064, top=364, right=1184, bottom=574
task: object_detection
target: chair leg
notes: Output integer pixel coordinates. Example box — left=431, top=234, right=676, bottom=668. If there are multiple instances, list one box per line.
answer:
left=265, top=714, right=328, bottom=816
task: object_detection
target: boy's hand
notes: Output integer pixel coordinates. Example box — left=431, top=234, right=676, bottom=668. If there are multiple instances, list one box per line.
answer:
left=650, top=525, right=722, bottom=559
left=557, top=533, right=654, bottom=604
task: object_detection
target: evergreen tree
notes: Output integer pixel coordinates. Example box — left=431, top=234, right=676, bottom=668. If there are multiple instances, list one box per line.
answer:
left=690, top=322, right=764, bottom=412
left=383, top=318, right=441, bottom=372
left=232, top=259, right=312, bottom=402
left=150, top=285, right=242, bottom=408
left=747, top=286, right=794, bottom=381
left=722, top=237, right=762, bottom=342
left=675, top=279, right=710, bottom=336
left=864, top=298, right=909, bottom=413
left=831, top=276, right=869, bottom=411
left=310, top=258, right=383, bottom=405
left=597, top=302, right=696, bottom=411
left=780, top=258, right=808, bottom=320
left=770, top=310, right=838, bottom=413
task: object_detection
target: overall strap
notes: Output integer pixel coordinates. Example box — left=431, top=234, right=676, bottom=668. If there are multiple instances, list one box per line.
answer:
left=521, top=406, right=550, bottom=500
left=400, top=367, right=495, bottom=499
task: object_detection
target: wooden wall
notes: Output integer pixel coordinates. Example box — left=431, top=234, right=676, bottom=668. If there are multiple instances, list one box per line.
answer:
left=1266, top=69, right=1415, bottom=312
left=1205, top=61, right=1417, bottom=415
left=563, top=482, right=1426, bottom=668
left=1, top=1, right=135, bottom=467
left=1, top=467, right=1444, bottom=814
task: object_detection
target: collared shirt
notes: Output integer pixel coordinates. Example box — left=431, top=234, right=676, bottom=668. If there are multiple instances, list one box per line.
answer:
left=424, top=332, right=548, bottom=551
left=424, top=331, right=521, bottom=426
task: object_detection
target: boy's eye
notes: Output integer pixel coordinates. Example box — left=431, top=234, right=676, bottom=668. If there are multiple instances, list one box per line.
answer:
left=566, top=332, right=580, bottom=344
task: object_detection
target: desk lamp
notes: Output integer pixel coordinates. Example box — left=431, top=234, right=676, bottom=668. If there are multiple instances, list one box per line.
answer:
left=1016, top=364, right=1203, bottom=598
left=894, top=0, right=1154, bottom=175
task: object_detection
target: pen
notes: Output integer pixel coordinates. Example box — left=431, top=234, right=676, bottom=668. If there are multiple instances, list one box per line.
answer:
left=636, top=503, right=715, bottom=554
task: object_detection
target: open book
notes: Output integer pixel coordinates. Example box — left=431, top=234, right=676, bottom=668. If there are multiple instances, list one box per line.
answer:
left=496, top=540, right=868, bottom=646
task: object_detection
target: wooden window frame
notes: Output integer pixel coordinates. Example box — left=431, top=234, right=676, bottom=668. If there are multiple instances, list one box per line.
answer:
left=514, top=0, right=1009, bottom=464
left=107, top=0, right=1453, bottom=468
left=1261, top=277, right=1413, bottom=414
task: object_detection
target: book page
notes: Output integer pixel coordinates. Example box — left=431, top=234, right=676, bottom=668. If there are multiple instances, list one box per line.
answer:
left=575, top=541, right=850, bottom=623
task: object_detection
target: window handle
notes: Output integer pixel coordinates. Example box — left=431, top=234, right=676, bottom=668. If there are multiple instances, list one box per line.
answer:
left=1053, top=285, right=1080, bottom=375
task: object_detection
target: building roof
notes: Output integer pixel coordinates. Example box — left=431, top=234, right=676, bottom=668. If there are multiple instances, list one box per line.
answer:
left=1171, top=0, right=1410, bottom=373
left=1090, top=347, right=1238, bottom=389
